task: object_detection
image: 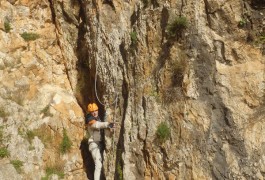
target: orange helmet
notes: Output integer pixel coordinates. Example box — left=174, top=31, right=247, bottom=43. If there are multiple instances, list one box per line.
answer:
left=87, top=103, right=98, bottom=112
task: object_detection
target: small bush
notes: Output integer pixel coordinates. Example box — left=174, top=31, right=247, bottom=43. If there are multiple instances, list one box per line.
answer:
left=0, top=147, right=9, bottom=158
left=10, top=160, right=23, bottom=173
left=150, top=90, right=161, bottom=102
left=260, top=35, right=265, bottom=42
left=117, top=163, right=123, bottom=180
left=26, top=126, right=52, bottom=146
left=167, top=16, right=188, bottom=37
left=26, top=130, right=36, bottom=143
left=59, top=129, right=72, bottom=154
left=254, top=35, right=265, bottom=45
left=42, top=165, right=64, bottom=180
left=4, top=21, right=11, bottom=33
left=238, top=19, right=247, bottom=28
left=156, top=122, right=170, bottom=142
left=130, top=31, right=137, bottom=45
left=20, top=32, right=40, bottom=41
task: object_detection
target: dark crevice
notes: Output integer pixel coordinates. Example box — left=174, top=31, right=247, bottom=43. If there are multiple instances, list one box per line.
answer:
left=153, top=40, right=174, bottom=90
left=48, top=0, right=56, bottom=24
left=80, top=139, right=95, bottom=180
left=142, top=96, right=149, bottom=164
left=213, top=40, right=231, bottom=66
left=160, top=7, right=169, bottom=45
left=130, top=8, right=140, bottom=27
left=62, top=4, right=79, bottom=27
left=150, top=0, right=159, bottom=8
left=48, top=0, right=74, bottom=92
left=119, top=41, right=127, bottom=66
left=203, top=0, right=212, bottom=28
left=114, top=79, right=128, bottom=180
left=119, top=41, right=129, bottom=76
left=76, top=1, right=109, bottom=180
left=250, top=0, right=265, bottom=9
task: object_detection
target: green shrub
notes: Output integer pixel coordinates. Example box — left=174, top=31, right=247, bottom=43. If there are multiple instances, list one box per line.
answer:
left=0, top=147, right=9, bottom=158
left=150, top=90, right=161, bottom=102
left=60, top=129, right=72, bottom=154
left=156, top=122, right=170, bottom=142
left=255, top=35, right=265, bottom=45
left=150, top=90, right=159, bottom=98
left=20, top=32, right=40, bottom=41
left=238, top=19, right=247, bottom=28
left=167, top=16, right=188, bottom=37
left=26, top=130, right=36, bottom=143
left=130, top=31, right=137, bottom=45
left=4, top=21, right=11, bottom=33
left=28, top=127, right=52, bottom=146
left=10, top=160, right=23, bottom=173
left=42, top=165, right=64, bottom=180
left=117, top=163, right=123, bottom=180
left=260, top=35, right=265, bottom=42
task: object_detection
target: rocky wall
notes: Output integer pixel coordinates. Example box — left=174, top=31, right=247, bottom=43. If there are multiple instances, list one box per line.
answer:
left=0, top=0, right=264, bottom=179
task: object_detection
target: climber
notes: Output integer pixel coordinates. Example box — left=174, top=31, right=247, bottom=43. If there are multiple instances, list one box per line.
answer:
left=86, top=103, right=115, bottom=180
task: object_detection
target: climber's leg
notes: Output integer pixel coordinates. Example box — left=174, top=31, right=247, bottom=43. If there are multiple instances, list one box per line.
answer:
left=89, top=142, right=102, bottom=180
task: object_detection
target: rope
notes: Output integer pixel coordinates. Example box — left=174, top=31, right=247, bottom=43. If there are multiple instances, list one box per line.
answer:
left=93, top=23, right=119, bottom=159
left=94, top=57, right=119, bottom=107
left=94, top=27, right=118, bottom=107
left=94, top=54, right=119, bottom=155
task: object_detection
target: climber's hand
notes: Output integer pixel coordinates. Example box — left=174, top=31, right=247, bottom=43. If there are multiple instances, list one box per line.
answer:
left=108, top=122, right=115, bottom=129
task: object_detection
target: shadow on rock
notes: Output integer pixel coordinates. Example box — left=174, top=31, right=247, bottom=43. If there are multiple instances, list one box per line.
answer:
left=80, top=138, right=95, bottom=180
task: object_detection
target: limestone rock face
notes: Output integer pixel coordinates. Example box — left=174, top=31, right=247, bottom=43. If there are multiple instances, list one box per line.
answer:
left=0, top=0, right=85, bottom=179
left=0, top=0, right=264, bottom=180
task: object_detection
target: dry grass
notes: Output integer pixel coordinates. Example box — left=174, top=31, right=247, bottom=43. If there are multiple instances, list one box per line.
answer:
left=25, top=125, right=53, bottom=147
left=42, top=159, right=65, bottom=180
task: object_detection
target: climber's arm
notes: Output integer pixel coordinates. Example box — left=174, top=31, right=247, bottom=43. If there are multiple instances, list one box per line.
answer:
left=89, top=120, right=109, bottom=130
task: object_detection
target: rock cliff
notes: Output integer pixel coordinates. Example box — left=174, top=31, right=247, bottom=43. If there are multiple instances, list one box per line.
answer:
left=0, top=0, right=264, bottom=179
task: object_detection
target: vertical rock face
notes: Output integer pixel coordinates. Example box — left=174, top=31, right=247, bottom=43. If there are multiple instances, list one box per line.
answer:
left=0, top=0, right=264, bottom=180
left=0, top=0, right=85, bottom=179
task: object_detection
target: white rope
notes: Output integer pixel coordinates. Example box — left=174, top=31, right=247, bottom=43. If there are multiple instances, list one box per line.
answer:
left=94, top=26, right=118, bottom=107
left=94, top=57, right=119, bottom=107
left=94, top=24, right=119, bottom=155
